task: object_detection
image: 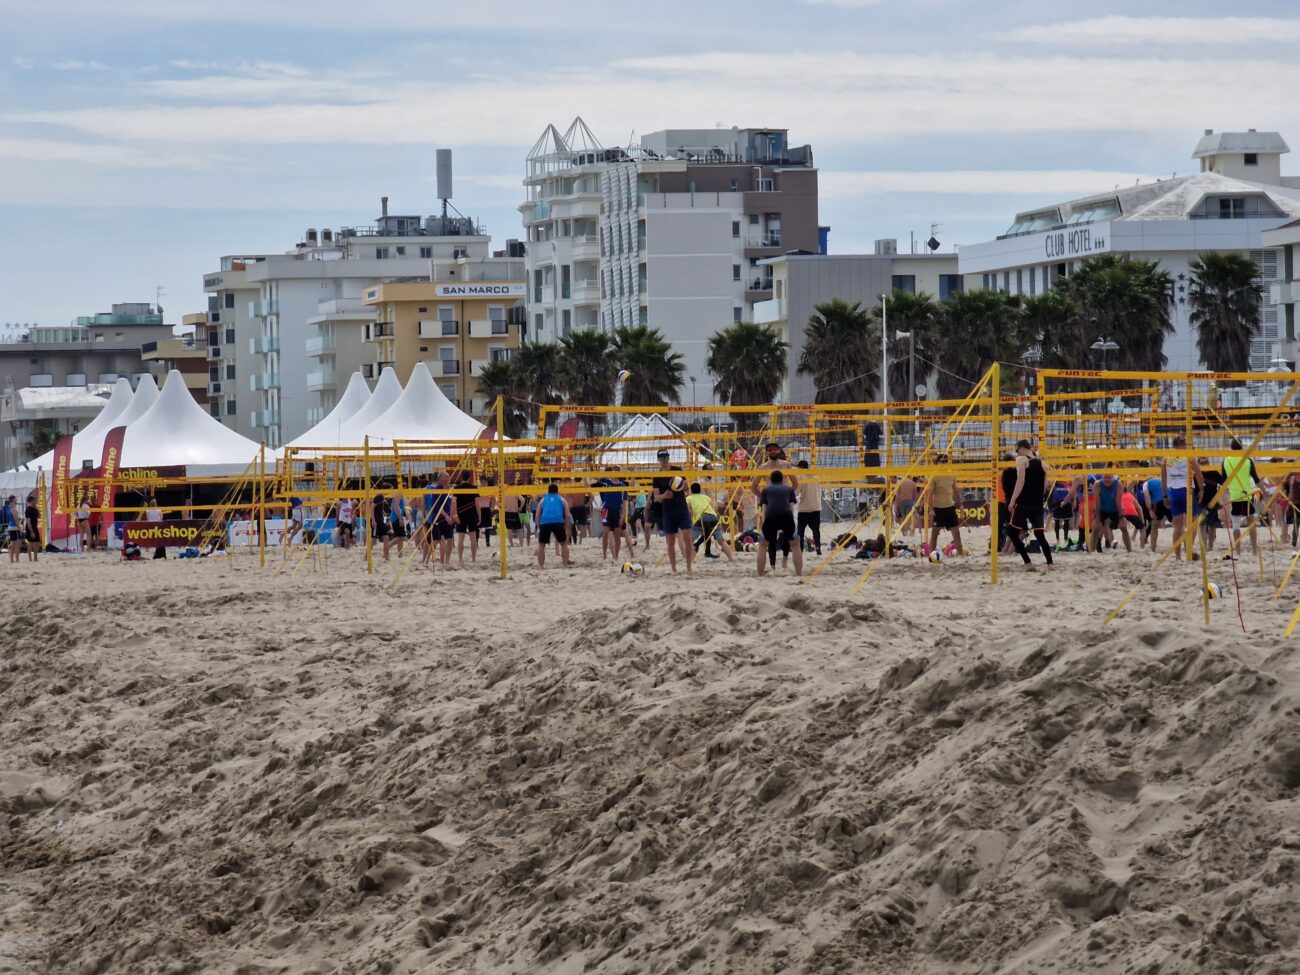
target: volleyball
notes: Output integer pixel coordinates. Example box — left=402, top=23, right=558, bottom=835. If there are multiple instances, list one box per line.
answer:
left=617, top=369, right=631, bottom=383
left=1205, top=581, right=1222, bottom=600
left=928, top=549, right=943, bottom=563
left=621, top=560, right=645, bottom=575
left=669, top=475, right=686, bottom=492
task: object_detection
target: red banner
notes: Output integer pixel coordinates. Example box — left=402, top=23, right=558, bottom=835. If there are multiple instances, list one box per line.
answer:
left=121, top=520, right=207, bottom=547
left=49, top=434, right=76, bottom=544
left=95, top=426, right=126, bottom=531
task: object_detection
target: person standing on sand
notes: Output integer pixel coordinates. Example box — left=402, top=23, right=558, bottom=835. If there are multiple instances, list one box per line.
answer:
left=894, top=474, right=918, bottom=537
left=455, top=471, right=480, bottom=566
left=757, top=469, right=801, bottom=576
left=795, top=459, right=823, bottom=555
left=24, top=494, right=40, bottom=562
left=1162, top=437, right=1203, bottom=561
left=338, top=497, right=356, bottom=550
left=1221, top=440, right=1262, bottom=560
left=3, top=496, right=21, bottom=563
left=426, top=471, right=458, bottom=568
left=653, top=449, right=695, bottom=574
left=595, top=470, right=634, bottom=561
left=1005, top=440, right=1053, bottom=571
left=926, top=455, right=964, bottom=556
left=145, top=496, right=166, bottom=560
left=534, top=483, right=571, bottom=569
left=1090, top=473, right=1132, bottom=553
left=284, top=497, right=305, bottom=550
left=751, top=441, right=798, bottom=496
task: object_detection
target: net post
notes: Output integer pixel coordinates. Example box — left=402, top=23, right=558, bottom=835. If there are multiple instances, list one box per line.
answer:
left=1184, top=377, right=1194, bottom=562
left=990, top=362, right=1001, bottom=586
left=364, top=435, right=374, bottom=575
left=496, top=396, right=508, bottom=580
left=257, top=445, right=266, bottom=568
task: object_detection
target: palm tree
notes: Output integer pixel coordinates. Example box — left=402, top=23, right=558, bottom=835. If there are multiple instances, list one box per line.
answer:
left=612, top=325, right=685, bottom=407
left=932, top=290, right=1025, bottom=399
left=26, top=426, right=59, bottom=459
left=1022, top=290, right=1085, bottom=371
left=474, top=360, right=529, bottom=437
left=509, top=342, right=563, bottom=434
left=558, top=329, right=617, bottom=408
left=706, top=321, right=789, bottom=428
left=797, top=298, right=876, bottom=403
left=1058, top=254, right=1174, bottom=372
left=1189, top=252, right=1263, bottom=374
left=871, top=290, right=941, bottom=399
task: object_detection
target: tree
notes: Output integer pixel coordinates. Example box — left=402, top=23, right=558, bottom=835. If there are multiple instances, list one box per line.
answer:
left=1022, top=290, right=1086, bottom=371
left=871, top=290, right=942, bottom=399
left=932, top=290, right=1025, bottom=399
left=509, top=342, right=563, bottom=434
left=706, top=321, right=789, bottom=429
left=26, top=426, right=59, bottom=459
left=558, top=329, right=617, bottom=408
left=797, top=298, right=876, bottom=403
left=1189, top=252, right=1263, bottom=374
left=1057, top=254, right=1174, bottom=372
left=474, top=360, right=529, bottom=437
left=612, top=325, right=685, bottom=407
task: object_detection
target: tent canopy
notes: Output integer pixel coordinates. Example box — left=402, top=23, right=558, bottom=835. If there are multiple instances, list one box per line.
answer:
left=322, top=366, right=404, bottom=449
left=283, top=371, right=371, bottom=450
left=594, top=413, right=698, bottom=468
left=118, top=370, right=262, bottom=470
left=22, top=376, right=135, bottom=472
left=361, top=362, right=486, bottom=444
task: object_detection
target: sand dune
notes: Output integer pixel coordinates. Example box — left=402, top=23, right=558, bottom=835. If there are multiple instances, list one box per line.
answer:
left=1, top=534, right=1298, bottom=973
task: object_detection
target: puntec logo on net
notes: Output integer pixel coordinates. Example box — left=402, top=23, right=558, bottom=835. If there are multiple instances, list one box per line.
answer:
left=1044, top=228, right=1106, bottom=259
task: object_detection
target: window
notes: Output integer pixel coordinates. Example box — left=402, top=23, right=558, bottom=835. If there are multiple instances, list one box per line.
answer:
left=98, top=373, right=118, bottom=383
left=749, top=214, right=760, bottom=225
left=395, top=246, right=406, bottom=257
left=733, top=264, right=741, bottom=281
left=733, top=307, right=742, bottom=322
left=375, top=247, right=389, bottom=259
left=66, top=372, right=86, bottom=386
left=533, top=313, right=543, bottom=338
left=562, top=310, right=571, bottom=337
left=982, top=274, right=991, bottom=290
left=1219, top=198, right=1245, bottom=219
left=224, top=328, right=235, bottom=344
left=1015, top=269, right=1023, bottom=294
left=209, top=366, right=220, bottom=381
left=453, top=248, right=468, bottom=259
left=418, top=306, right=428, bottom=313
left=223, top=293, right=234, bottom=309
left=226, top=400, right=237, bottom=416
left=891, top=275, right=916, bottom=295
left=732, top=221, right=741, bottom=238
left=1245, top=153, right=1258, bottom=166
left=419, top=247, right=432, bottom=259
left=939, top=274, right=963, bottom=301
left=226, top=364, right=236, bottom=380
left=439, top=306, right=457, bottom=335
left=730, top=178, right=738, bottom=191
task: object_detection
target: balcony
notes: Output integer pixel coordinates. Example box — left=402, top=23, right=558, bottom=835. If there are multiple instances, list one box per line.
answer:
left=207, top=381, right=223, bottom=397
left=468, top=319, right=511, bottom=339
left=1270, top=281, right=1299, bottom=305
left=753, top=297, right=785, bottom=324
left=367, top=322, right=394, bottom=340
left=571, top=234, right=600, bottom=260
left=362, top=363, right=375, bottom=379
left=248, top=299, right=278, bottom=318
left=206, top=345, right=222, bottom=360
left=206, top=310, right=221, bottom=324
left=305, top=335, right=335, bottom=357
left=571, top=280, right=601, bottom=304
left=308, top=298, right=370, bottom=321
left=251, top=373, right=281, bottom=391
left=745, top=277, right=775, bottom=301
left=434, top=358, right=461, bottom=377
left=252, top=409, right=280, bottom=429
left=419, top=319, right=459, bottom=338
left=250, top=335, right=279, bottom=355
left=306, top=368, right=335, bottom=391
left=305, top=406, right=325, bottom=426
left=534, top=285, right=555, bottom=304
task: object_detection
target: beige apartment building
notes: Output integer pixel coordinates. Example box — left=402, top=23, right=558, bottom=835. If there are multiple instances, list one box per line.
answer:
left=361, top=274, right=525, bottom=419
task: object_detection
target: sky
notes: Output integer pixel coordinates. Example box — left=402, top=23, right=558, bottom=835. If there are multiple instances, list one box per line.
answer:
left=2, top=0, right=1299, bottom=326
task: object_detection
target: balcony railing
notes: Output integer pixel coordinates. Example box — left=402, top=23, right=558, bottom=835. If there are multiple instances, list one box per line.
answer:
left=250, top=335, right=279, bottom=355
left=435, top=359, right=460, bottom=377
left=253, top=409, right=280, bottom=429
left=207, top=381, right=223, bottom=396
left=419, top=319, right=459, bottom=338
left=251, top=373, right=280, bottom=391
left=248, top=299, right=278, bottom=318
left=305, top=335, right=335, bottom=357
left=368, top=322, right=394, bottom=340
left=468, top=319, right=510, bottom=338
left=571, top=280, right=600, bottom=303
left=206, top=345, right=222, bottom=361
left=362, top=363, right=375, bottom=379
left=305, top=369, right=334, bottom=391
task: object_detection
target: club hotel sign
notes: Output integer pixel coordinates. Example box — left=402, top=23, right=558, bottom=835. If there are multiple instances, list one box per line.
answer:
left=1043, top=227, right=1108, bottom=259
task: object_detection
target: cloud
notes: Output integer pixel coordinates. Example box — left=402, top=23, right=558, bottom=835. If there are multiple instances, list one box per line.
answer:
left=0, top=136, right=210, bottom=167
left=803, top=0, right=880, bottom=6
left=1007, top=16, right=1300, bottom=46
left=821, top=170, right=1150, bottom=197
left=51, top=59, right=109, bottom=71
left=11, top=56, right=35, bottom=70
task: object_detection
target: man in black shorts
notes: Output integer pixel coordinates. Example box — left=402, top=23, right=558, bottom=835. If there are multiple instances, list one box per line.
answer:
left=455, top=470, right=480, bottom=566
left=652, top=449, right=694, bottom=574
left=1005, top=439, right=1053, bottom=570
left=757, top=469, right=802, bottom=576
left=533, top=482, right=571, bottom=569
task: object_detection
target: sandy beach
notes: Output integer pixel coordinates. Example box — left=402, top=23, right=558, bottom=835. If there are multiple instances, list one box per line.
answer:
left=2, top=529, right=1298, bottom=974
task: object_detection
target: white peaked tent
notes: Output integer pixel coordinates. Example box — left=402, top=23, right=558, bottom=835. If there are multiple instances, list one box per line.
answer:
left=362, top=362, right=487, bottom=444
left=110, top=372, right=161, bottom=430
left=324, top=366, right=404, bottom=449
left=118, top=370, right=262, bottom=472
left=24, top=376, right=136, bottom=472
left=283, top=371, right=372, bottom=450
left=595, top=413, right=695, bottom=467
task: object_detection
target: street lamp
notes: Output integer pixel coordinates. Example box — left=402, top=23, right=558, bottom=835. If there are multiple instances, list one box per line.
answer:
left=880, top=293, right=889, bottom=405
left=689, top=375, right=697, bottom=409
left=1090, top=337, right=1119, bottom=371
left=896, top=329, right=916, bottom=449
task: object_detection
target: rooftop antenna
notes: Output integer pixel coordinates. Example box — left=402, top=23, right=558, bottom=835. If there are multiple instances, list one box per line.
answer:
left=926, top=223, right=941, bottom=252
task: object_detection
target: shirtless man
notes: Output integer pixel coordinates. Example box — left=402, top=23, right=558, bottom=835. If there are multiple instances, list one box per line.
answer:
left=894, top=475, right=918, bottom=536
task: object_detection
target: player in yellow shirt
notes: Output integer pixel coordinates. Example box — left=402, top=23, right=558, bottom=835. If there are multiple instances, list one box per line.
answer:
left=687, top=482, right=734, bottom=562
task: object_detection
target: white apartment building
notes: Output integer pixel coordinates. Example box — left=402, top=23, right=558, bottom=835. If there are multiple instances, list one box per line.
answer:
left=521, top=118, right=820, bottom=404
left=202, top=258, right=265, bottom=440
left=206, top=200, right=490, bottom=447
left=1261, top=218, right=1300, bottom=368
left=959, top=130, right=1300, bottom=372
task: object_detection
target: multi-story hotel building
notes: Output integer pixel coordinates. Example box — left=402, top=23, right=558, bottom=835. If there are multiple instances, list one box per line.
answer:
left=361, top=257, right=526, bottom=419
left=202, top=258, right=265, bottom=439
left=204, top=199, right=491, bottom=447
left=521, top=119, right=820, bottom=404
left=959, top=130, right=1300, bottom=372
